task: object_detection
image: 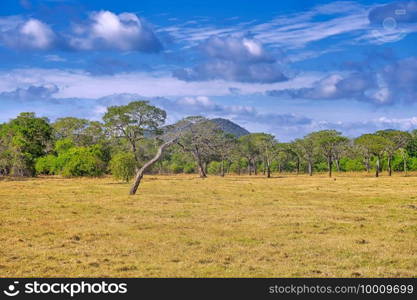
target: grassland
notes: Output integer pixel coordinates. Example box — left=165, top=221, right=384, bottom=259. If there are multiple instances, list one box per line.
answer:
left=0, top=173, right=416, bottom=277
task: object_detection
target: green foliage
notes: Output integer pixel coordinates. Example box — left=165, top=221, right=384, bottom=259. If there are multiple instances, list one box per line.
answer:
left=183, top=162, right=196, bottom=174
left=0, top=112, right=53, bottom=176
left=170, top=163, right=183, bottom=174
left=35, top=155, right=57, bottom=175
left=207, top=161, right=221, bottom=175
left=110, top=153, right=137, bottom=182
left=61, top=147, right=106, bottom=177
left=35, top=143, right=106, bottom=177
left=339, top=157, right=365, bottom=172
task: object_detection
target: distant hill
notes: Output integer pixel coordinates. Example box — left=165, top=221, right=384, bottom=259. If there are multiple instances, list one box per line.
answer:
left=210, top=118, right=250, bottom=138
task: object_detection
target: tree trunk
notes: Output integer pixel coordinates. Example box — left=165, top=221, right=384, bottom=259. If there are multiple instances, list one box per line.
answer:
left=129, top=139, right=176, bottom=195
left=131, top=142, right=139, bottom=163
left=220, top=159, right=225, bottom=177
left=267, top=166, right=271, bottom=178
left=248, top=161, right=252, bottom=175
left=403, top=154, right=407, bottom=175
left=203, top=161, right=208, bottom=175
left=296, top=157, right=300, bottom=175
left=375, top=156, right=380, bottom=178
left=328, top=157, right=332, bottom=178
left=308, top=161, right=313, bottom=176
left=388, top=156, right=392, bottom=176
left=254, top=161, right=258, bottom=175
left=335, top=159, right=340, bottom=172
left=365, top=157, right=370, bottom=173
left=196, top=157, right=207, bottom=178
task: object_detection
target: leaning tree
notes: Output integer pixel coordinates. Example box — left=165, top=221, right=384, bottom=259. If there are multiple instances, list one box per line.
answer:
left=129, top=116, right=216, bottom=195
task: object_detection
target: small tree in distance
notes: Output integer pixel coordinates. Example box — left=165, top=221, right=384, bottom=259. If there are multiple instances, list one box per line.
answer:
left=110, top=153, right=137, bottom=182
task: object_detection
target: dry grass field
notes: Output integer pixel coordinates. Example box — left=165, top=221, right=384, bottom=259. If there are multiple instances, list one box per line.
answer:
left=0, top=173, right=416, bottom=277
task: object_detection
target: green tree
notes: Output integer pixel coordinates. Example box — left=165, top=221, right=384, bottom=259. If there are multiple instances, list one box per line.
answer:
left=293, top=136, right=316, bottom=176
left=308, top=130, right=348, bottom=178
left=0, top=112, right=52, bottom=176
left=252, top=133, right=276, bottom=178
left=238, top=134, right=260, bottom=175
left=103, top=101, right=166, bottom=163
left=355, top=134, right=391, bottom=177
left=376, top=130, right=411, bottom=176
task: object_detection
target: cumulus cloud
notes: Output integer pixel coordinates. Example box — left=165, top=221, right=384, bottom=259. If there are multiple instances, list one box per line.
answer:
left=173, top=35, right=288, bottom=83
left=0, top=11, right=162, bottom=53
left=0, top=18, right=55, bottom=50
left=68, top=11, right=162, bottom=52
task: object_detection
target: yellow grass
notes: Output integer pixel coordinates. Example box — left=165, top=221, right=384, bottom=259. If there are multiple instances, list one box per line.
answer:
left=0, top=173, right=416, bottom=277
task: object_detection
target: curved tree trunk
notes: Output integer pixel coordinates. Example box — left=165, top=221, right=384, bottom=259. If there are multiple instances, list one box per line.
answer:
left=129, top=139, right=176, bottom=195
left=308, top=161, right=313, bottom=176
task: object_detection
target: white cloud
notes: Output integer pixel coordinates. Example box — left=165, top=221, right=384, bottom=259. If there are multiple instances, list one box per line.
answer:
left=68, top=11, right=162, bottom=52
left=0, top=18, right=55, bottom=50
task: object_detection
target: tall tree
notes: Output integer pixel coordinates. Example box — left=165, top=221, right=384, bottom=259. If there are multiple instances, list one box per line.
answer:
left=176, top=116, right=221, bottom=178
left=0, top=112, right=52, bottom=176
left=103, top=101, right=166, bottom=163
left=355, top=134, right=391, bottom=177
left=293, top=137, right=316, bottom=176
left=308, top=130, right=348, bottom=178
left=238, top=134, right=260, bottom=175
left=376, top=130, right=411, bottom=176
left=253, top=133, right=276, bottom=178
left=216, top=133, right=237, bottom=177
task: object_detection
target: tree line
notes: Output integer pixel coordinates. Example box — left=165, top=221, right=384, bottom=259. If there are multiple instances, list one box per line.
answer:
left=2, top=101, right=417, bottom=183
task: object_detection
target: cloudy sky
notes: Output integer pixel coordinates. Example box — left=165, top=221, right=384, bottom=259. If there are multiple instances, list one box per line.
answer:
left=1, top=0, right=417, bottom=141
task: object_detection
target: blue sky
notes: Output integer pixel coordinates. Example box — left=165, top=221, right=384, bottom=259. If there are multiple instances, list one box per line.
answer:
left=1, top=0, right=417, bottom=141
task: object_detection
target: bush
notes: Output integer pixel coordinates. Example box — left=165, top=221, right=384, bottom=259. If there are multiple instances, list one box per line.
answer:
left=170, top=163, right=183, bottom=174
left=207, top=161, right=221, bottom=175
left=110, top=153, right=137, bottom=182
left=61, top=147, right=106, bottom=177
left=35, top=155, right=57, bottom=175
left=183, top=162, right=195, bottom=174
left=340, top=158, right=365, bottom=172
left=408, top=157, right=417, bottom=171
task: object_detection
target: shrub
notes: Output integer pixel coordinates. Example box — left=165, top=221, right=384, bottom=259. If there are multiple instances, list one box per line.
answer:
left=183, top=162, right=195, bottom=174
left=110, top=153, right=137, bottom=182
left=340, top=158, right=365, bottom=172
left=35, top=155, right=57, bottom=175
left=207, top=161, right=221, bottom=175
left=170, top=163, right=183, bottom=174
left=61, top=147, right=106, bottom=177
